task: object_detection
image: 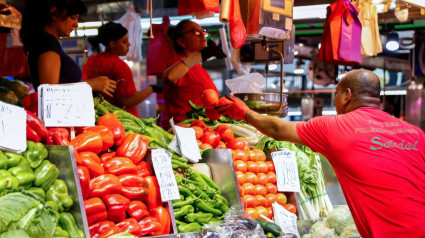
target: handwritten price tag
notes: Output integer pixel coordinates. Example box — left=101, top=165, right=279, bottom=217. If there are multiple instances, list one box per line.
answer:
left=0, top=101, right=26, bottom=153
left=271, top=150, right=300, bottom=192
left=38, top=83, right=95, bottom=127
left=169, top=118, right=202, bottom=163
left=151, top=149, right=180, bottom=201
left=272, top=202, right=300, bottom=238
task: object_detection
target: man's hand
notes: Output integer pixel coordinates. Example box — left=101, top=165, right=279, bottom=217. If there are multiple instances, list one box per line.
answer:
left=200, top=40, right=226, bottom=62
left=215, top=95, right=251, bottom=121
left=87, top=76, right=117, bottom=97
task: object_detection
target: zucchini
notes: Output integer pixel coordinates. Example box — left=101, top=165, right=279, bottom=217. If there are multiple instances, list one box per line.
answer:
left=256, top=219, right=282, bottom=236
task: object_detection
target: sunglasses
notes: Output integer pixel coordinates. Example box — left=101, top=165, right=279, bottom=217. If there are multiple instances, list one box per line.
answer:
left=181, top=28, right=208, bottom=37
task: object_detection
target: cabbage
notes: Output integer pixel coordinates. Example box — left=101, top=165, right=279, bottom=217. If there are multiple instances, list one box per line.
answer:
left=310, top=221, right=326, bottom=234
left=302, top=234, right=312, bottom=238
left=325, top=206, right=354, bottom=235
left=340, top=224, right=361, bottom=238
left=311, top=227, right=338, bottom=238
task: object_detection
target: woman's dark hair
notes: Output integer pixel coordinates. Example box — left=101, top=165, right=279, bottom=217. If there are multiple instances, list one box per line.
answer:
left=166, top=20, right=192, bottom=54
left=20, top=0, right=87, bottom=54
left=88, top=22, right=128, bottom=53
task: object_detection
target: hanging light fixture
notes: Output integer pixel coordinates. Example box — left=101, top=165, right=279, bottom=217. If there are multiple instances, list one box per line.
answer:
left=385, top=32, right=400, bottom=51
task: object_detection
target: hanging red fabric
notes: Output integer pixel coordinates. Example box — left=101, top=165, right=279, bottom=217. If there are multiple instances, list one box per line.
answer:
left=229, top=0, right=247, bottom=49
left=178, top=0, right=220, bottom=16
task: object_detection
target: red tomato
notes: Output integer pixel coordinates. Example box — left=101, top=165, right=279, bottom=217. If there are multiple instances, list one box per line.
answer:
left=257, top=161, right=269, bottom=173
left=203, top=127, right=214, bottom=133
left=234, top=160, right=247, bottom=172
left=236, top=171, right=246, bottom=185
left=205, top=107, right=221, bottom=121
left=284, top=203, right=297, bottom=214
left=244, top=208, right=258, bottom=219
left=246, top=161, right=259, bottom=173
left=257, top=173, right=268, bottom=185
left=265, top=183, right=277, bottom=194
left=254, top=185, right=267, bottom=196
left=255, top=195, right=267, bottom=207
left=177, top=124, right=188, bottom=128
left=233, top=149, right=247, bottom=161
left=242, top=183, right=255, bottom=196
left=192, top=126, right=203, bottom=140
left=253, top=149, right=266, bottom=161
left=276, top=193, right=287, bottom=206
left=201, top=89, right=219, bottom=107
left=265, top=194, right=277, bottom=207
left=226, top=137, right=250, bottom=151
left=199, top=143, right=212, bottom=149
left=267, top=207, right=273, bottom=219
left=215, top=125, right=234, bottom=142
left=245, top=172, right=258, bottom=184
left=190, top=120, right=206, bottom=129
left=266, top=161, right=275, bottom=172
left=255, top=206, right=269, bottom=219
left=267, top=171, right=277, bottom=184
left=216, top=141, right=226, bottom=149
left=201, top=131, right=221, bottom=148
left=246, top=150, right=257, bottom=161
left=238, top=185, right=245, bottom=197
left=197, top=140, right=202, bottom=146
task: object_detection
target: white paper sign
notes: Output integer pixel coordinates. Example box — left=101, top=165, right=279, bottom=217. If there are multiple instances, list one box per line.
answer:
left=271, top=150, right=300, bottom=192
left=38, top=83, right=95, bottom=127
left=0, top=101, right=26, bottom=153
left=170, top=118, right=202, bottom=163
left=168, top=137, right=181, bottom=155
left=151, top=148, right=180, bottom=201
left=273, top=202, right=300, bottom=238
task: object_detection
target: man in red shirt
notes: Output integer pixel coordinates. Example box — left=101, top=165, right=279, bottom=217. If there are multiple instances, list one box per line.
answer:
left=218, top=69, right=425, bottom=238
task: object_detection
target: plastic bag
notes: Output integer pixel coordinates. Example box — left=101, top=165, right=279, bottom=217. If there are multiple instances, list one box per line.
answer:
left=225, top=73, right=265, bottom=93
left=178, top=0, right=220, bottom=18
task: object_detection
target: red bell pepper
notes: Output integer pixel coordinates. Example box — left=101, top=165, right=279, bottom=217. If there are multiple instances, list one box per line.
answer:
left=116, top=133, right=148, bottom=164
left=116, top=218, right=142, bottom=237
left=79, top=151, right=104, bottom=178
left=84, top=197, right=108, bottom=225
left=70, top=131, right=103, bottom=154
left=74, top=149, right=82, bottom=165
left=118, top=174, right=149, bottom=200
left=97, top=226, right=120, bottom=238
left=26, top=110, right=48, bottom=143
left=89, top=221, right=115, bottom=238
left=102, top=194, right=130, bottom=222
left=127, top=200, right=149, bottom=221
left=83, top=125, right=114, bottom=152
left=100, top=152, right=116, bottom=164
left=150, top=206, right=171, bottom=235
left=77, top=166, right=90, bottom=199
left=23, top=92, right=38, bottom=115
left=103, top=157, right=138, bottom=176
left=26, top=125, right=41, bottom=142
left=46, top=128, right=70, bottom=145
left=97, top=113, right=125, bottom=146
left=145, top=176, right=163, bottom=209
left=137, top=161, right=153, bottom=177
left=139, top=216, right=162, bottom=236
left=90, top=174, right=122, bottom=197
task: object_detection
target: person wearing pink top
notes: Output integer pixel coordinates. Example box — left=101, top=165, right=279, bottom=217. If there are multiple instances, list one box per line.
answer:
left=217, top=69, right=425, bottom=238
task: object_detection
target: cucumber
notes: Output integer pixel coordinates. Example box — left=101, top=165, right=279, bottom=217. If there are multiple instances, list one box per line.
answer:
left=256, top=219, right=282, bottom=236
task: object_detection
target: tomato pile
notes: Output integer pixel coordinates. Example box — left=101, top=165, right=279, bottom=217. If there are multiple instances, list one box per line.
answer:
left=232, top=148, right=297, bottom=219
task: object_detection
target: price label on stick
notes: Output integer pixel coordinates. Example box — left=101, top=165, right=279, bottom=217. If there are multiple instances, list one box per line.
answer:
left=271, top=150, right=300, bottom=192
left=272, top=202, right=300, bottom=238
left=151, top=148, right=180, bottom=201
left=38, top=83, right=95, bottom=127
left=169, top=118, right=202, bottom=163
left=0, top=101, right=26, bottom=153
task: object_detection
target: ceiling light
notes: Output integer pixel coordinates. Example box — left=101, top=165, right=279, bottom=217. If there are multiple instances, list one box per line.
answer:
left=385, top=32, right=400, bottom=51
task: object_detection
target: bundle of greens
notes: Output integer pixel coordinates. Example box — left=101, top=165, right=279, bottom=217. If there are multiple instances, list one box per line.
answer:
left=256, top=136, right=333, bottom=220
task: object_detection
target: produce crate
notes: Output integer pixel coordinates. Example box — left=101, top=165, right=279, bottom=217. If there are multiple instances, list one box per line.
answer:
left=46, top=145, right=90, bottom=238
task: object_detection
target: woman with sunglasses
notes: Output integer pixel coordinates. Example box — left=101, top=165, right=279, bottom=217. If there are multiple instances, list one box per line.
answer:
left=162, top=20, right=226, bottom=129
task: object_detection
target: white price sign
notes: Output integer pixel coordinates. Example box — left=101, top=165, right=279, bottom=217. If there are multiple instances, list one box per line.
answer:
left=273, top=202, right=300, bottom=238
left=169, top=118, right=202, bottom=163
left=38, top=83, right=95, bottom=127
left=271, top=150, right=300, bottom=192
left=0, top=102, right=26, bottom=153
left=151, top=148, right=180, bottom=201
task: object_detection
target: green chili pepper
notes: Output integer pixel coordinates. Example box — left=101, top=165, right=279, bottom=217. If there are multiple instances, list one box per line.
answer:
left=184, top=212, right=214, bottom=225
left=178, top=185, right=193, bottom=198
left=0, top=169, right=19, bottom=192
left=4, top=152, right=22, bottom=169
left=22, top=141, right=48, bottom=169
left=187, top=168, right=207, bottom=185
left=187, top=183, right=211, bottom=202
left=175, top=220, right=186, bottom=226
left=34, top=160, right=59, bottom=190
left=214, top=194, right=230, bottom=207
left=172, top=196, right=196, bottom=209
left=177, top=222, right=203, bottom=233
left=193, top=198, right=222, bottom=216
left=198, top=172, right=221, bottom=193
left=173, top=205, right=194, bottom=219
left=183, top=178, right=215, bottom=196
left=175, top=175, right=183, bottom=184
left=59, top=212, right=84, bottom=238
left=180, top=194, right=185, bottom=200
left=46, top=179, right=73, bottom=212
left=172, top=155, right=188, bottom=163
left=212, top=199, right=229, bottom=214
left=26, top=187, right=46, bottom=200
left=53, top=226, right=70, bottom=238
left=171, top=160, right=189, bottom=169
left=0, top=151, right=8, bottom=169
left=8, top=159, right=35, bottom=187
left=95, top=103, right=110, bottom=115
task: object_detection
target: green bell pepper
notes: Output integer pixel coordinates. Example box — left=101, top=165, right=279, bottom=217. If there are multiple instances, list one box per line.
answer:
left=22, top=141, right=48, bottom=169
left=0, top=151, right=8, bottom=169
left=34, top=160, right=59, bottom=190
left=8, top=159, right=35, bottom=187
left=0, top=169, right=19, bottom=192
left=53, top=226, right=70, bottom=238
left=173, top=205, right=194, bottom=220
left=26, top=187, right=46, bottom=199
left=4, top=151, right=22, bottom=169
left=46, top=179, right=73, bottom=212
left=184, top=212, right=214, bottom=225
left=59, top=212, right=84, bottom=238
left=177, top=222, right=202, bottom=233
left=47, top=200, right=60, bottom=222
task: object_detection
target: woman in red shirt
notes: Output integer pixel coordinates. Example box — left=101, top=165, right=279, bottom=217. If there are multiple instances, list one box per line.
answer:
left=162, top=20, right=226, bottom=129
